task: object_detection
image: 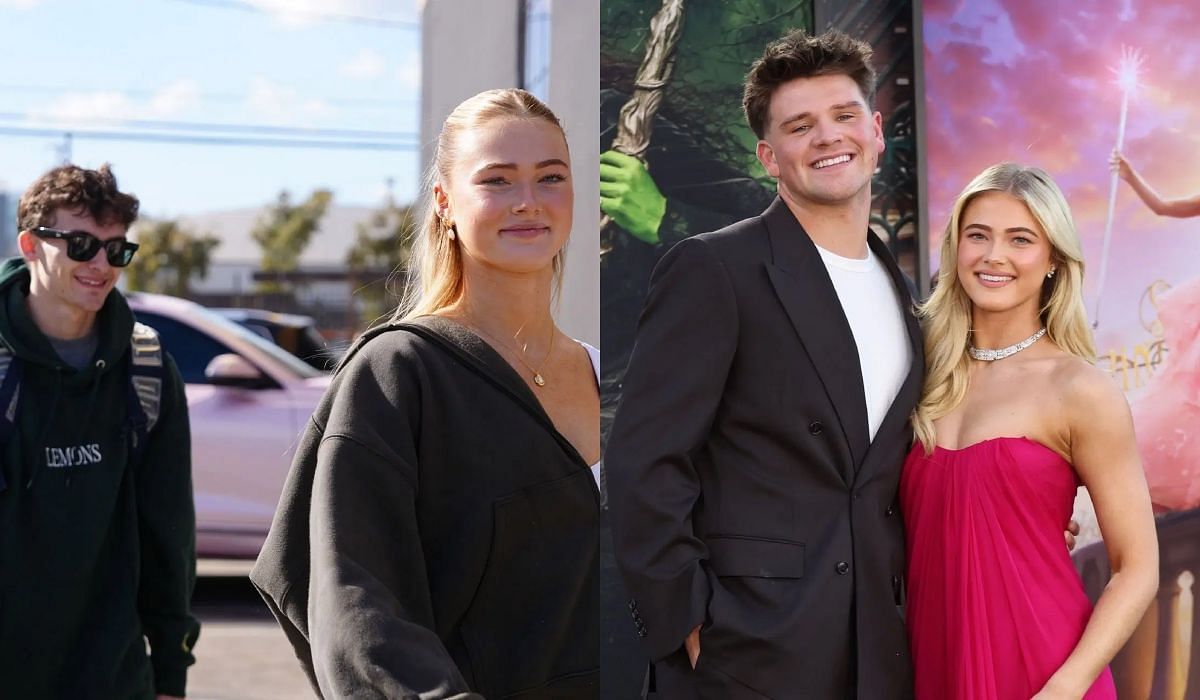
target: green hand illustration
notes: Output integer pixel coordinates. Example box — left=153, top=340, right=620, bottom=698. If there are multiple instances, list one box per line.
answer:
left=600, top=150, right=667, bottom=244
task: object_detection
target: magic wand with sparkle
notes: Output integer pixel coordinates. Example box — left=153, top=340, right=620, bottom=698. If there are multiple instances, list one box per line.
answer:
left=1093, top=46, right=1145, bottom=328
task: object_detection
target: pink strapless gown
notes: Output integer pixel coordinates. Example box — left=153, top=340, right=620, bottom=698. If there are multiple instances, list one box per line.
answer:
left=900, top=437, right=1116, bottom=700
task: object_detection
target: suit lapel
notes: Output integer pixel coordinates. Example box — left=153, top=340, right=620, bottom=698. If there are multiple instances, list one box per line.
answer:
left=761, top=197, right=869, bottom=481
left=853, top=233, right=925, bottom=485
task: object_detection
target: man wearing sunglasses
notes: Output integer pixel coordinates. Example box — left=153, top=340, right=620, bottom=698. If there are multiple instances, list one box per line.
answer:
left=0, top=163, right=198, bottom=699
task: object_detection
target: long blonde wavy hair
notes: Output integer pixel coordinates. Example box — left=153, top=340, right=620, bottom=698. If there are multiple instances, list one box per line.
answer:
left=393, top=88, right=567, bottom=322
left=913, top=162, right=1096, bottom=452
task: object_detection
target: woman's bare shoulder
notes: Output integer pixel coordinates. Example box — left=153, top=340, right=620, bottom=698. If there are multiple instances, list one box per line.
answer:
left=1046, top=356, right=1132, bottom=438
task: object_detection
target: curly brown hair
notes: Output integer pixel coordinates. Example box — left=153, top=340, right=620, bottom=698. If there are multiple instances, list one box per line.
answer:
left=742, top=29, right=876, bottom=140
left=17, top=163, right=140, bottom=232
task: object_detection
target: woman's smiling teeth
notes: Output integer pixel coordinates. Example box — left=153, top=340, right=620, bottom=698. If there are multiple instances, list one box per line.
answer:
left=977, top=272, right=1014, bottom=287
left=813, top=154, right=852, bottom=169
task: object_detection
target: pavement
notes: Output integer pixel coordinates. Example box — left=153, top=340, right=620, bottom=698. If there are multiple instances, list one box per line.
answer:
left=189, top=560, right=316, bottom=700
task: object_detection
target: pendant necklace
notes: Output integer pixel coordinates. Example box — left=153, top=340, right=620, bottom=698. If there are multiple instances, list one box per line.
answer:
left=968, top=327, right=1046, bottom=362
left=471, top=323, right=556, bottom=387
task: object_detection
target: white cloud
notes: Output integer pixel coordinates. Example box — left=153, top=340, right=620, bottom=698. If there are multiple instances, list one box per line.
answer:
left=28, top=80, right=201, bottom=127
left=301, top=99, right=333, bottom=119
left=396, top=60, right=420, bottom=90
left=341, top=48, right=387, bottom=80
left=247, top=77, right=293, bottom=120
left=247, top=77, right=335, bottom=124
left=244, top=0, right=417, bottom=28
left=30, top=92, right=136, bottom=126
left=244, top=0, right=320, bottom=27
left=149, top=79, right=201, bottom=118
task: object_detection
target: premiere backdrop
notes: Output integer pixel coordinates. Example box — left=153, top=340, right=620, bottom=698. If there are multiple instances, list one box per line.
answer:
left=920, top=0, right=1200, bottom=695
left=599, top=0, right=919, bottom=440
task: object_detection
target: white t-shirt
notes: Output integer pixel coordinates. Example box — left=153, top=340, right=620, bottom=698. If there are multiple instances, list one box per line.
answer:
left=582, top=341, right=601, bottom=490
left=815, top=244, right=912, bottom=441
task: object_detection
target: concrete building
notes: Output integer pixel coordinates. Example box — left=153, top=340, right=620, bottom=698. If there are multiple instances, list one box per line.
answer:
left=173, top=205, right=384, bottom=300
left=157, top=204, right=398, bottom=337
left=421, top=0, right=600, bottom=346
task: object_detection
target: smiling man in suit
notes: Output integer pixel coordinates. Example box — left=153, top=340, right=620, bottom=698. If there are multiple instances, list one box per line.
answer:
left=607, top=30, right=923, bottom=699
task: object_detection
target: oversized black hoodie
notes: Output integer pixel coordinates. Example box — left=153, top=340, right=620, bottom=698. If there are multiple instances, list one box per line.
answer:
left=252, top=317, right=599, bottom=698
left=0, top=258, right=199, bottom=699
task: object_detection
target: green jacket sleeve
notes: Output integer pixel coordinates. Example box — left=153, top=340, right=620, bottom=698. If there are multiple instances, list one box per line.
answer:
left=135, top=353, right=201, bottom=697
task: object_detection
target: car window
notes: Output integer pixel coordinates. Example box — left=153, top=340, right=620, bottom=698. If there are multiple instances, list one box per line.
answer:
left=240, top=321, right=275, bottom=343
left=134, top=311, right=236, bottom=385
left=199, top=312, right=323, bottom=379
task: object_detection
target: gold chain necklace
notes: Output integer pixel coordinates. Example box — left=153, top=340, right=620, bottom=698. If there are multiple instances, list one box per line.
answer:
left=469, top=323, right=556, bottom=387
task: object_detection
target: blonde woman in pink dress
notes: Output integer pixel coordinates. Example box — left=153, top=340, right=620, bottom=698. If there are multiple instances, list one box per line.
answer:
left=902, top=163, right=1159, bottom=699
left=1111, top=150, right=1200, bottom=510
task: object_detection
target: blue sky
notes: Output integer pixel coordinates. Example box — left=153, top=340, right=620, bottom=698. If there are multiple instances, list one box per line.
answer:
left=0, top=0, right=421, bottom=218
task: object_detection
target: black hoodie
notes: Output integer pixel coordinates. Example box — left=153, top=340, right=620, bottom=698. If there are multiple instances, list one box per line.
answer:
left=0, top=258, right=199, bottom=698
left=251, top=317, right=600, bottom=699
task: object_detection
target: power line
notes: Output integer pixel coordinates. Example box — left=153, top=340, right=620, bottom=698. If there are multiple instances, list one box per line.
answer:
left=167, top=0, right=419, bottom=29
left=0, top=113, right=416, bottom=141
left=0, top=126, right=416, bottom=151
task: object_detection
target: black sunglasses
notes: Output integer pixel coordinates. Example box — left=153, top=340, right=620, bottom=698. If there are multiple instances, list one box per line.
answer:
left=31, top=227, right=140, bottom=267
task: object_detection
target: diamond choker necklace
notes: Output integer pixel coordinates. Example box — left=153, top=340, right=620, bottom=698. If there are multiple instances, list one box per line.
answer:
left=968, top=327, right=1047, bottom=361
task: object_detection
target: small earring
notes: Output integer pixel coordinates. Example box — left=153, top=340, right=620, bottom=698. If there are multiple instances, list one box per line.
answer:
left=441, top=216, right=456, bottom=240
left=1046, top=267, right=1056, bottom=279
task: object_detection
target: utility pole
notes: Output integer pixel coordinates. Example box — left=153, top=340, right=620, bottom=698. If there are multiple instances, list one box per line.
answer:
left=55, top=132, right=73, bottom=164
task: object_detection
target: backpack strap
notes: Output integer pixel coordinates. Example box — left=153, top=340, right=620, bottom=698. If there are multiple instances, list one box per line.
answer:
left=127, top=322, right=164, bottom=463
left=0, top=345, right=21, bottom=492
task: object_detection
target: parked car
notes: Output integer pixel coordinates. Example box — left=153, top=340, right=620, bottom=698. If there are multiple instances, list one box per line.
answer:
left=212, top=307, right=346, bottom=372
left=128, top=292, right=330, bottom=558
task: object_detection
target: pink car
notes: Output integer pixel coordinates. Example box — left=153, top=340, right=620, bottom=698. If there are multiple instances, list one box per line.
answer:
left=128, top=292, right=331, bottom=558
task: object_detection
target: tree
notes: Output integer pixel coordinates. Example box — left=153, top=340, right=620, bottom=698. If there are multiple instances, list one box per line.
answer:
left=251, top=189, right=333, bottom=292
left=346, top=201, right=417, bottom=326
left=126, top=220, right=221, bottom=297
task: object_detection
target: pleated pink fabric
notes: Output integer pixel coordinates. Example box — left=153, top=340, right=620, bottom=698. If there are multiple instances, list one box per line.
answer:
left=900, top=437, right=1116, bottom=700
left=1131, top=275, right=1200, bottom=510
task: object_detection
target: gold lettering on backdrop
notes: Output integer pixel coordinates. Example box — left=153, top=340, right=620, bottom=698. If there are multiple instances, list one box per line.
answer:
left=1099, top=281, right=1171, bottom=391
left=1101, top=342, right=1169, bottom=391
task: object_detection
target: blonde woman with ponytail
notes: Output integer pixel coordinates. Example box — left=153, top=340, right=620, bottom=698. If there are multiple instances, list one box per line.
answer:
left=901, top=163, right=1157, bottom=699
left=252, top=89, right=600, bottom=699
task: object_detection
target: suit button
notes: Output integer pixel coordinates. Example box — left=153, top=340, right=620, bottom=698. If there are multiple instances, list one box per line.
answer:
left=808, top=421, right=823, bottom=435
left=885, top=504, right=896, bottom=517
left=836, top=561, right=850, bottom=575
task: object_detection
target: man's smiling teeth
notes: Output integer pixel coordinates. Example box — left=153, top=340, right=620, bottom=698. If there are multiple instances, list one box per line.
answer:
left=76, top=277, right=106, bottom=287
left=978, top=273, right=1013, bottom=283
left=813, top=154, right=851, bottom=169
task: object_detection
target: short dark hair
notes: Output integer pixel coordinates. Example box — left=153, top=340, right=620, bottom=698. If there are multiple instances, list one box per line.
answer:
left=743, top=29, right=877, bottom=139
left=17, top=163, right=140, bottom=232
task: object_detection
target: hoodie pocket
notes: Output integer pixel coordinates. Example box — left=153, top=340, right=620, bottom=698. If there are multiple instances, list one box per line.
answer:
left=459, top=468, right=599, bottom=698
